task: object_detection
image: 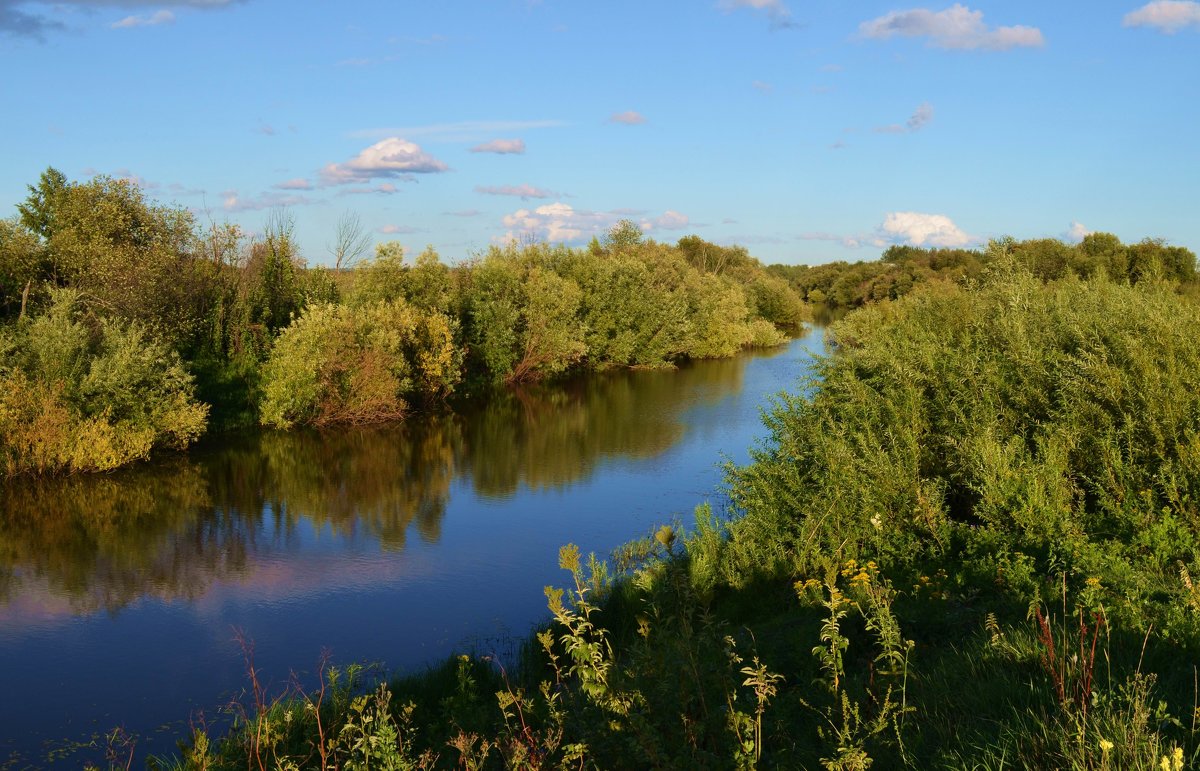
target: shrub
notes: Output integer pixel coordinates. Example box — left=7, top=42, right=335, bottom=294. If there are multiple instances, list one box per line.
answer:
left=465, top=253, right=585, bottom=383
left=259, top=299, right=462, bottom=428
left=726, top=267, right=1200, bottom=629
left=0, top=289, right=207, bottom=475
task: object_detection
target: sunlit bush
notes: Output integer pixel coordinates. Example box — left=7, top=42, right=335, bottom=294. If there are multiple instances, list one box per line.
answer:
left=0, top=289, right=207, bottom=475
left=727, top=267, right=1200, bottom=628
left=259, top=299, right=462, bottom=428
left=464, top=251, right=585, bottom=383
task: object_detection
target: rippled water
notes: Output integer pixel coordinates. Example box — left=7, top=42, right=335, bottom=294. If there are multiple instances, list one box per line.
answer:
left=0, top=328, right=823, bottom=768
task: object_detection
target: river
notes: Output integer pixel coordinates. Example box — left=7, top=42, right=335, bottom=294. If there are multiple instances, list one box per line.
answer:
left=0, top=327, right=824, bottom=769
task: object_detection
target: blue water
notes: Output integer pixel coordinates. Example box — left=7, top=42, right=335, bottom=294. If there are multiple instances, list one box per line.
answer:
left=0, top=328, right=824, bottom=768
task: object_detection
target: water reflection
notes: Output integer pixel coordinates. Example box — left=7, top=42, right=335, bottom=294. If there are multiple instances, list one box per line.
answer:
left=0, top=350, right=749, bottom=616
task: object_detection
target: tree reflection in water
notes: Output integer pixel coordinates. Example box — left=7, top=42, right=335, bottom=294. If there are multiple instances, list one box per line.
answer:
left=0, top=348, right=751, bottom=615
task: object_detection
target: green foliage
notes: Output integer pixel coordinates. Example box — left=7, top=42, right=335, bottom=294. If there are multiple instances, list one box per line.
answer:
left=727, top=269, right=1200, bottom=629
left=0, top=289, right=207, bottom=475
left=0, top=217, right=46, bottom=319
left=464, top=250, right=585, bottom=383
left=350, top=241, right=410, bottom=307
left=459, top=236, right=798, bottom=381
left=259, top=299, right=462, bottom=428
left=19, top=170, right=216, bottom=346
left=152, top=258, right=1200, bottom=770
left=770, top=233, right=1198, bottom=310
left=2, top=168, right=801, bottom=467
left=557, top=249, right=689, bottom=368
left=240, top=220, right=305, bottom=339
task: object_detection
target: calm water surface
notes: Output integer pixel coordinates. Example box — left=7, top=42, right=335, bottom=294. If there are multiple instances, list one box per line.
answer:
left=0, top=329, right=824, bottom=768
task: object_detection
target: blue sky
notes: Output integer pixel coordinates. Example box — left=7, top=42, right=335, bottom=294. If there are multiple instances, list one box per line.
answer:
left=1, top=0, right=1197, bottom=266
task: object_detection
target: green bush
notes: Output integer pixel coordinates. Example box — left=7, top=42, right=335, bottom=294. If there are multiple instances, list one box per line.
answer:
left=0, top=289, right=207, bottom=475
left=726, top=267, right=1200, bottom=628
left=259, top=299, right=462, bottom=428
left=464, top=251, right=585, bottom=383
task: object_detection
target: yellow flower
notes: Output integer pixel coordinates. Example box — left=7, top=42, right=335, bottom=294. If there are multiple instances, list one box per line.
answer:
left=1086, top=577, right=1101, bottom=588
left=1161, top=746, right=1184, bottom=771
left=1099, top=738, right=1113, bottom=753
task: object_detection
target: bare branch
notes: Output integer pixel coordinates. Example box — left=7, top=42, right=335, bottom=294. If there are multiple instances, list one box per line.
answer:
left=328, top=210, right=371, bottom=272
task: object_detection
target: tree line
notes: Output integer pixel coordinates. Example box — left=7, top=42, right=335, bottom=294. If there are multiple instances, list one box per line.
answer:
left=769, top=234, right=1198, bottom=308
left=0, top=168, right=805, bottom=476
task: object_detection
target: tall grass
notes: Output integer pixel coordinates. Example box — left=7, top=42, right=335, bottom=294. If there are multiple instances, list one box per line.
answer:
left=148, top=267, right=1200, bottom=768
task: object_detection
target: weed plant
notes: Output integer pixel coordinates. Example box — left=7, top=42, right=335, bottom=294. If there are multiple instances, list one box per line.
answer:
left=108, top=266, right=1200, bottom=768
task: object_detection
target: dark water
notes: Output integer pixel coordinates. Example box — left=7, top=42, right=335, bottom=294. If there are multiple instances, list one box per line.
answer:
left=0, top=329, right=824, bottom=768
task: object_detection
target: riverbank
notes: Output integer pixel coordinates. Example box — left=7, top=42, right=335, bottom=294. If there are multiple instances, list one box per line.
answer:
left=156, top=268, right=1200, bottom=769
left=0, top=331, right=823, bottom=769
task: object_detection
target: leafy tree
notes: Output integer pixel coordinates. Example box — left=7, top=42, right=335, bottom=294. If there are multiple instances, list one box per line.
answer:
left=15, top=166, right=67, bottom=240
left=602, top=219, right=644, bottom=253
left=466, top=253, right=585, bottom=383
left=350, top=240, right=408, bottom=306
left=0, top=218, right=45, bottom=319
left=259, top=299, right=461, bottom=428
left=560, top=250, right=688, bottom=368
left=11, top=170, right=214, bottom=347
left=0, top=289, right=207, bottom=475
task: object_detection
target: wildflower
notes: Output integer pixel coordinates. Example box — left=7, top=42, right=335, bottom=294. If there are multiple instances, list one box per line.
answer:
left=1161, top=746, right=1184, bottom=771
left=795, top=578, right=822, bottom=593
left=1099, top=738, right=1113, bottom=753
left=1086, top=577, right=1101, bottom=588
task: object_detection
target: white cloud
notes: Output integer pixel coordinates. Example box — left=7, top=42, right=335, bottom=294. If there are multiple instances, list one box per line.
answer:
left=222, top=189, right=316, bottom=213
left=652, top=210, right=690, bottom=230
left=879, top=211, right=972, bottom=247
left=798, top=231, right=863, bottom=247
left=337, top=182, right=403, bottom=196
left=501, top=203, right=689, bottom=244
left=319, top=137, right=447, bottom=186
left=84, top=167, right=161, bottom=189
left=718, top=0, right=796, bottom=28
left=476, top=184, right=559, bottom=200
left=503, top=202, right=596, bottom=242
left=1123, top=1, right=1200, bottom=32
left=111, top=9, right=174, bottom=28
left=379, top=224, right=422, bottom=235
left=167, top=182, right=205, bottom=196
left=859, top=5, right=1044, bottom=50
left=470, top=138, right=526, bottom=154
left=876, top=102, right=934, bottom=133
left=608, top=111, right=647, bottom=125
left=273, top=178, right=311, bottom=190
left=1065, top=221, right=1091, bottom=242
left=5, top=0, right=241, bottom=38
left=908, top=102, right=935, bottom=130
